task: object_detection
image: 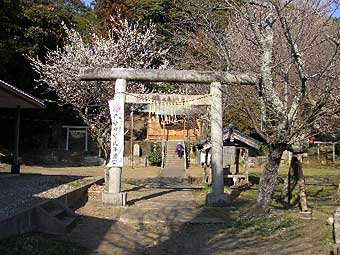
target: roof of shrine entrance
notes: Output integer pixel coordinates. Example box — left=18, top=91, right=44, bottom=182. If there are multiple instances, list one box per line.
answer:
left=202, top=125, right=262, bottom=150
left=0, top=80, right=45, bottom=108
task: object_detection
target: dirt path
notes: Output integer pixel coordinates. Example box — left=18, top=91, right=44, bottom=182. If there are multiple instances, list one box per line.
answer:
left=12, top=165, right=333, bottom=254
left=19, top=165, right=161, bottom=179
left=66, top=180, right=332, bottom=255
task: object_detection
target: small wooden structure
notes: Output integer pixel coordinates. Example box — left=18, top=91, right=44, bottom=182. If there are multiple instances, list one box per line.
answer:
left=201, top=125, right=261, bottom=186
left=0, top=80, right=45, bottom=173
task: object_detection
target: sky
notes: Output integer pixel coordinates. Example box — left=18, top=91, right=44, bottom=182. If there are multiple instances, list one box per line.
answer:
left=82, top=0, right=92, bottom=6
left=332, top=7, right=340, bottom=17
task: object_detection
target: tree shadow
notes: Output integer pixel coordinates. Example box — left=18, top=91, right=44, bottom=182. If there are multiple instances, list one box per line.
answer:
left=1, top=172, right=331, bottom=255
left=66, top=203, right=327, bottom=255
left=64, top=179, right=331, bottom=255
left=127, top=189, right=178, bottom=206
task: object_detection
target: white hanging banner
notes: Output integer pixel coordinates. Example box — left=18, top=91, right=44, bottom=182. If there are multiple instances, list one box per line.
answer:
left=106, top=99, right=125, bottom=168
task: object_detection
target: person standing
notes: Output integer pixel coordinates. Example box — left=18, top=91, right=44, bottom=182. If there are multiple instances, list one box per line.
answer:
left=176, top=142, right=184, bottom=158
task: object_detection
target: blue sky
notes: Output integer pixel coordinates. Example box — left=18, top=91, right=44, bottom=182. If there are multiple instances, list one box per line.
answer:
left=82, top=0, right=92, bottom=6
left=332, top=7, right=340, bottom=17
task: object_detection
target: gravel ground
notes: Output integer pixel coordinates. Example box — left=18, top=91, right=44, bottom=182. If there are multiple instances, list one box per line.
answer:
left=0, top=174, right=96, bottom=220
left=0, top=165, right=186, bottom=221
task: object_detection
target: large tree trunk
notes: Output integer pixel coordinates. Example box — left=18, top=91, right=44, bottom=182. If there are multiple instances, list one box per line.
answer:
left=256, top=144, right=285, bottom=215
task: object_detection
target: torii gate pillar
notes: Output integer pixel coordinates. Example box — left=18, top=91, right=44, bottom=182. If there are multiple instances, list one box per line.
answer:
left=206, top=82, right=230, bottom=206
left=102, top=79, right=127, bottom=206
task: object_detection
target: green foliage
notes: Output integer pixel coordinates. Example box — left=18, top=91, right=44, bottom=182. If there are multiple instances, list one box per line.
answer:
left=147, top=143, right=162, bottom=166
left=127, top=0, right=172, bottom=44
left=128, top=0, right=169, bottom=23
left=0, top=0, right=99, bottom=93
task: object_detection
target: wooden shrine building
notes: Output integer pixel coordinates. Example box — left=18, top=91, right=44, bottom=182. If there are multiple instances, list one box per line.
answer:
left=144, top=100, right=204, bottom=141
left=0, top=80, right=45, bottom=173
left=201, top=125, right=262, bottom=186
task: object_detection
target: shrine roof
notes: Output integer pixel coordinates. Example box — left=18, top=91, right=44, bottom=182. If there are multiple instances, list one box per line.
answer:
left=202, top=125, right=262, bottom=150
left=0, top=80, right=45, bottom=109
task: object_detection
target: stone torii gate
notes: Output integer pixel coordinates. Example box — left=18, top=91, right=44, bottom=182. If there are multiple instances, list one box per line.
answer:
left=80, top=68, right=257, bottom=207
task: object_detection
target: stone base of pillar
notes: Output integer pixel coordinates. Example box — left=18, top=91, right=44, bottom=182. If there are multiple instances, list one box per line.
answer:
left=205, top=193, right=230, bottom=207
left=102, top=192, right=127, bottom=206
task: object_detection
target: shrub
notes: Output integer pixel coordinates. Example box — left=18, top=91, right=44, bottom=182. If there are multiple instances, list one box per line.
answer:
left=148, top=143, right=162, bottom=166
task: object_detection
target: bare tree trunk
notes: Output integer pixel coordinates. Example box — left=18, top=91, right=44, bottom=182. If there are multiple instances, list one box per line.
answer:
left=256, top=144, right=285, bottom=215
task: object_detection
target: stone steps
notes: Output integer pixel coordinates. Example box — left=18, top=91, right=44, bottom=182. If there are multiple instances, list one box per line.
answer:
left=37, top=201, right=77, bottom=235
left=164, top=141, right=185, bottom=168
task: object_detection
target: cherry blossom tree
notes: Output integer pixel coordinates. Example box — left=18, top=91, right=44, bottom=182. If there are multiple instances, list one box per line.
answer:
left=29, top=18, right=169, bottom=159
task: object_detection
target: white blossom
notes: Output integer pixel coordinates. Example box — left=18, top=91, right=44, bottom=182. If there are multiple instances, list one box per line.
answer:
left=28, top=17, right=169, bottom=159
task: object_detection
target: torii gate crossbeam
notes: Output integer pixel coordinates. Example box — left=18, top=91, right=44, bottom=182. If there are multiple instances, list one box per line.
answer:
left=80, top=68, right=257, bottom=207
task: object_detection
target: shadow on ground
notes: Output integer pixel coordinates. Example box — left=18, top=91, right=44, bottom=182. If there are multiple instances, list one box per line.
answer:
left=65, top=180, right=331, bottom=255
left=0, top=170, right=334, bottom=255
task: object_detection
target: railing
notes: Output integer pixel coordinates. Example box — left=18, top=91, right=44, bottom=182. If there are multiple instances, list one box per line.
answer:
left=183, top=141, right=187, bottom=169
left=161, top=140, right=167, bottom=169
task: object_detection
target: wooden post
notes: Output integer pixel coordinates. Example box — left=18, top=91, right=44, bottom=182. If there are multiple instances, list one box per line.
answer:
left=288, top=151, right=292, bottom=165
left=287, top=163, right=292, bottom=205
left=296, top=154, right=308, bottom=211
left=287, top=153, right=308, bottom=211
left=11, top=106, right=21, bottom=174
left=161, top=121, right=166, bottom=169
left=130, top=110, right=134, bottom=168
left=65, top=127, right=69, bottom=150
left=235, top=148, right=240, bottom=174
left=183, top=118, right=186, bottom=141
left=245, top=148, right=249, bottom=184
left=84, top=128, right=88, bottom=152
left=162, top=121, right=165, bottom=141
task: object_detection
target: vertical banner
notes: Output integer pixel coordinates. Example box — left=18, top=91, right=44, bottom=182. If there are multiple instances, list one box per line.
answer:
left=106, top=99, right=125, bottom=167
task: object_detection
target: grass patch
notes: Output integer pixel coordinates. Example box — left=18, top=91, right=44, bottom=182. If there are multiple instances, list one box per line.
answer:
left=0, top=234, right=89, bottom=255
left=67, top=177, right=96, bottom=189
left=0, top=165, right=10, bottom=173
left=192, top=165, right=339, bottom=251
left=228, top=215, right=293, bottom=237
